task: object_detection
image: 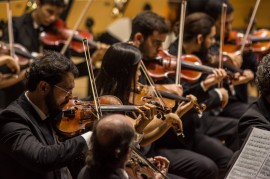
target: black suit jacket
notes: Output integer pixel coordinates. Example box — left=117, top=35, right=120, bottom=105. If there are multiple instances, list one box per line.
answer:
left=0, top=94, right=88, bottom=179
left=238, top=96, right=270, bottom=147
left=0, top=13, right=38, bottom=108
left=2, top=13, right=40, bottom=53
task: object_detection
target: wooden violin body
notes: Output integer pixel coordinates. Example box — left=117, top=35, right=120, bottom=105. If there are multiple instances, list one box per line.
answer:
left=40, top=19, right=97, bottom=54
left=126, top=150, right=156, bottom=179
left=144, top=50, right=214, bottom=82
left=0, top=41, right=36, bottom=75
left=224, top=29, right=270, bottom=60
left=126, top=147, right=168, bottom=179
left=56, top=96, right=123, bottom=137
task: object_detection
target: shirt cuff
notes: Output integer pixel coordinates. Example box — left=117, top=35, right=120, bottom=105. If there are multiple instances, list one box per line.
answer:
left=200, top=81, right=207, bottom=91
left=81, top=131, right=93, bottom=149
left=214, top=88, right=223, bottom=102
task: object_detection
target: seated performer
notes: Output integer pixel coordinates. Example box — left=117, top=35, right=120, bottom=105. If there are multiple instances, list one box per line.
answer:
left=78, top=114, right=172, bottom=179
left=0, top=51, right=92, bottom=179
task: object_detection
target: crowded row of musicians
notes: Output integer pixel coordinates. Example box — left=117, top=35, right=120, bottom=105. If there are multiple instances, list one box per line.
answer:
left=0, top=0, right=269, bottom=178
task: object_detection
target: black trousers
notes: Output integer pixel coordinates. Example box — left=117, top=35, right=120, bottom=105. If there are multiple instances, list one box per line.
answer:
left=147, top=130, right=233, bottom=179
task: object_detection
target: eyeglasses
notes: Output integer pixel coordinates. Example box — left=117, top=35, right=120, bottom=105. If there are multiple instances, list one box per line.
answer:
left=54, top=85, right=72, bottom=97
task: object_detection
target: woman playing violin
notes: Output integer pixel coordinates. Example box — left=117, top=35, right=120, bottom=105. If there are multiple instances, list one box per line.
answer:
left=91, top=42, right=188, bottom=179
left=94, top=42, right=188, bottom=147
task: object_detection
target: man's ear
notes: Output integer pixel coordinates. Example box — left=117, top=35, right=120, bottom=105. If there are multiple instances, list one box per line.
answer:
left=39, top=81, right=50, bottom=94
left=197, top=34, right=203, bottom=45
left=133, top=33, right=144, bottom=47
left=35, top=0, right=41, bottom=8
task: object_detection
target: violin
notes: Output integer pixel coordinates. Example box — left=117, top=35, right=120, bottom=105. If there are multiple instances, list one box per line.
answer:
left=132, top=84, right=206, bottom=119
left=0, top=41, right=36, bottom=75
left=224, top=30, right=270, bottom=58
left=126, top=147, right=168, bottom=179
left=40, top=19, right=98, bottom=54
left=56, top=95, right=171, bottom=137
left=144, top=50, right=214, bottom=82
left=131, top=84, right=176, bottom=109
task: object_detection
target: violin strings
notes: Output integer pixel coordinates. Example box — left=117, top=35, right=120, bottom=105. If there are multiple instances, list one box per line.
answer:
left=130, top=146, right=168, bottom=179
left=140, top=61, right=167, bottom=108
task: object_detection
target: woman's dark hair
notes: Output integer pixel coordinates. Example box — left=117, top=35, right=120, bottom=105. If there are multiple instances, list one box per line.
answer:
left=39, top=0, right=67, bottom=7
left=130, top=11, right=169, bottom=40
left=256, top=54, right=270, bottom=98
left=85, top=115, right=135, bottom=174
left=96, top=42, right=142, bottom=104
left=26, top=51, right=78, bottom=91
left=183, top=12, right=215, bottom=43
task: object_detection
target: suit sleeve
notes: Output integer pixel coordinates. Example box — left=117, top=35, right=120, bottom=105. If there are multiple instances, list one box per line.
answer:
left=238, top=107, right=270, bottom=147
left=0, top=112, right=88, bottom=173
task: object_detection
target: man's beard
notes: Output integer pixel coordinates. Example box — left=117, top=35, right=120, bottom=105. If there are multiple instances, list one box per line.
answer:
left=139, top=41, right=156, bottom=61
left=45, top=91, right=64, bottom=118
left=193, top=42, right=210, bottom=65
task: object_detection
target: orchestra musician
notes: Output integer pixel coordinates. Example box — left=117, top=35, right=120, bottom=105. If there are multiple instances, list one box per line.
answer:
left=234, top=54, right=270, bottom=170
left=128, top=11, right=233, bottom=179
left=2, top=0, right=67, bottom=53
left=169, top=11, right=255, bottom=153
left=238, top=54, right=270, bottom=147
left=0, top=0, right=67, bottom=108
left=93, top=42, right=186, bottom=149
left=77, top=114, right=172, bottom=179
left=205, top=0, right=257, bottom=114
left=0, top=51, right=93, bottom=179
left=86, top=42, right=186, bottom=178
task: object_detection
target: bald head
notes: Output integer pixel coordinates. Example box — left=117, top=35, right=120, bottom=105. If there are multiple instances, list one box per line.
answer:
left=96, top=114, right=135, bottom=146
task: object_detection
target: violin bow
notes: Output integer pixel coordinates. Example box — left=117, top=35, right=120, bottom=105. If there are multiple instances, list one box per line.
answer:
left=82, top=38, right=102, bottom=120
left=139, top=62, right=169, bottom=109
left=60, top=0, right=93, bottom=55
left=7, top=0, right=15, bottom=57
left=239, top=0, right=261, bottom=55
left=175, top=0, right=187, bottom=85
left=218, top=3, right=227, bottom=88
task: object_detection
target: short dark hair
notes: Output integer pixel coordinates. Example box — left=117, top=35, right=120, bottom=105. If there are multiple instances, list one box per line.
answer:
left=39, top=0, right=67, bottom=7
left=26, top=51, right=78, bottom=91
left=205, top=0, right=234, bottom=21
left=256, top=54, right=270, bottom=98
left=183, top=12, right=215, bottom=43
left=130, top=11, right=169, bottom=40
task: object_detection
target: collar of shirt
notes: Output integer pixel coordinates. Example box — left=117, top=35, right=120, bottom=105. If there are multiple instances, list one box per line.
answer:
left=25, top=91, right=47, bottom=120
left=33, top=21, right=39, bottom=30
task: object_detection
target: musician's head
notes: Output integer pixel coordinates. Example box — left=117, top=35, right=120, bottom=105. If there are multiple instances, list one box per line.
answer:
left=96, top=42, right=142, bottom=104
left=86, top=114, right=135, bottom=174
left=26, top=51, right=78, bottom=116
left=183, top=12, right=216, bottom=61
left=205, top=0, right=234, bottom=38
left=256, top=54, right=270, bottom=100
left=34, top=0, right=67, bottom=26
left=130, top=11, right=169, bottom=60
